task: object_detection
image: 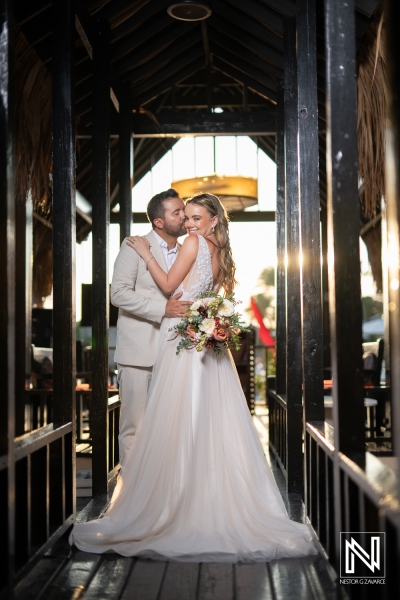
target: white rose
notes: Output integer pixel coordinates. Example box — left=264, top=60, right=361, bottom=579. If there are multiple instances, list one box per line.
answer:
left=217, top=299, right=235, bottom=317
left=190, top=300, right=202, bottom=311
left=199, top=318, right=216, bottom=335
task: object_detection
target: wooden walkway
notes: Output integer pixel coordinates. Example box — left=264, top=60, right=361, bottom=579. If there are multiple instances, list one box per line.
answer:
left=12, top=407, right=348, bottom=600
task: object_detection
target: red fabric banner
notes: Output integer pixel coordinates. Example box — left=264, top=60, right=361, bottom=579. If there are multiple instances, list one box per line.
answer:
left=250, top=297, right=275, bottom=347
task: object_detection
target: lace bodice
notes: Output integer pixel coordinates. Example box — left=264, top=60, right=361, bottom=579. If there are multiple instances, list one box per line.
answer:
left=175, top=235, right=214, bottom=301
left=160, top=235, right=215, bottom=349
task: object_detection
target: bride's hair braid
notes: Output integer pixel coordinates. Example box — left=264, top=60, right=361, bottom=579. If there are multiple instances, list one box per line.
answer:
left=186, top=193, right=237, bottom=296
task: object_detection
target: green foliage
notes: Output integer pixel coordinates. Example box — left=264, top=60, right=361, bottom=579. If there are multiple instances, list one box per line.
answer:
left=362, top=296, right=383, bottom=320
left=258, top=267, right=275, bottom=287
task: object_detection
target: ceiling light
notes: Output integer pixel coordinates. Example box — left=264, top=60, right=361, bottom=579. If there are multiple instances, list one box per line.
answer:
left=167, top=2, right=212, bottom=22
left=172, top=175, right=258, bottom=212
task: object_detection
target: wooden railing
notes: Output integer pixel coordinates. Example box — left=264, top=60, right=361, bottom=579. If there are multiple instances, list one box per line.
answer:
left=267, top=377, right=400, bottom=593
left=107, top=395, right=121, bottom=477
left=266, top=389, right=287, bottom=477
left=231, top=327, right=256, bottom=414
left=305, top=422, right=400, bottom=597
left=0, top=390, right=121, bottom=589
left=0, top=422, right=74, bottom=583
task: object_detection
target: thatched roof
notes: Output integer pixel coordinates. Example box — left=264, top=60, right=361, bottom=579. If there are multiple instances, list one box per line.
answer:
left=357, top=3, right=386, bottom=220
left=14, top=27, right=52, bottom=218
left=14, top=28, right=53, bottom=304
left=357, top=3, right=385, bottom=292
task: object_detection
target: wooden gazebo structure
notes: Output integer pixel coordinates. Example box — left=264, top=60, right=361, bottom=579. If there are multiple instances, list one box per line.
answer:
left=1, top=0, right=400, bottom=597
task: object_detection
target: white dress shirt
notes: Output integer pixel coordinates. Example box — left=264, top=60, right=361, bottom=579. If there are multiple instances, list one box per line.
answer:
left=153, top=230, right=178, bottom=271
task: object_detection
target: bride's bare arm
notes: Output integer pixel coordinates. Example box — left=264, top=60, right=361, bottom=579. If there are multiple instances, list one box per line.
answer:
left=126, top=235, right=199, bottom=294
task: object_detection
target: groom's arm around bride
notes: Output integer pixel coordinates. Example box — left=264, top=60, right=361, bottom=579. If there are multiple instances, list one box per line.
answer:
left=110, top=188, right=189, bottom=466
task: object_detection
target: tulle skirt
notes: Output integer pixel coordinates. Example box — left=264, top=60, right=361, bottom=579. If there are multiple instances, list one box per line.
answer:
left=69, top=330, right=316, bottom=562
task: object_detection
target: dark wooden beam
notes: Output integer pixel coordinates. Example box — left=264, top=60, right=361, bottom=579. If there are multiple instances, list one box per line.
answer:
left=94, top=0, right=151, bottom=20
left=114, top=22, right=196, bottom=76
left=384, top=0, right=400, bottom=473
left=210, top=32, right=281, bottom=83
left=275, top=80, right=286, bottom=396
left=208, top=19, right=283, bottom=75
left=110, top=210, right=275, bottom=225
left=91, top=18, right=111, bottom=496
left=119, top=81, right=133, bottom=243
left=124, top=34, right=200, bottom=83
left=227, top=210, right=276, bottom=222
left=0, top=0, right=15, bottom=588
left=51, top=0, right=76, bottom=515
left=324, top=0, right=365, bottom=464
left=263, top=0, right=297, bottom=16
left=75, top=12, right=119, bottom=113
left=297, top=0, right=324, bottom=423
left=131, top=48, right=204, bottom=100
left=112, top=12, right=173, bottom=63
left=324, top=0, right=366, bottom=571
left=201, top=21, right=212, bottom=111
left=133, top=57, right=205, bottom=107
left=212, top=58, right=277, bottom=104
left=284, top=17, right=303, bottom=495
left=15, top=196, right=33, bottom=436
left=130, top=110, right=276, bottom=136
left=52, top=0, right=76, bottom=427
left=17, top=8, right=52, bottom=47
left=320, top=205, right=331, bottom=371
left=228, top=0, right=284, bottom=33
left=211, top=0, right=283, bottom=51
left=211, top=44, right=277, bottom=96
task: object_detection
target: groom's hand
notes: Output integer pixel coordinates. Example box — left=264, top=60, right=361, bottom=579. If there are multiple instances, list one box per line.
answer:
left=165, top=292, right=191, bottom=318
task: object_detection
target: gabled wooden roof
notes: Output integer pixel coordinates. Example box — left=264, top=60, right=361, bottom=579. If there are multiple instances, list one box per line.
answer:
left=15, top=0, right=380, bottom=240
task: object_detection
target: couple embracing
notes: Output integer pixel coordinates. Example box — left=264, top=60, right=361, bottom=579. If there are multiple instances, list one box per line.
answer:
left=69, top=189, right=316, bottom=562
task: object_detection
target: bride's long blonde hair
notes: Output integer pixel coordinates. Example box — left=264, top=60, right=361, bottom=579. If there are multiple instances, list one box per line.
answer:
left=186, top=193, right=237, bottom=296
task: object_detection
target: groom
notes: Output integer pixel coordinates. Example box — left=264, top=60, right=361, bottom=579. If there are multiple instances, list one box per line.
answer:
left=111, top=188, right=190, bottom=465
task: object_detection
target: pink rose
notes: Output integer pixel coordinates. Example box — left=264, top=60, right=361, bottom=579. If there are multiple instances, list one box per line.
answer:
left=213, top=327, right=229, bottom=341
left=186, top=324, right=197, bottom=342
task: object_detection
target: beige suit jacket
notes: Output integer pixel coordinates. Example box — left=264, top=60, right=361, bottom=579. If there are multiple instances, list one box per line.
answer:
left=111, top=230, right=170, bottom=367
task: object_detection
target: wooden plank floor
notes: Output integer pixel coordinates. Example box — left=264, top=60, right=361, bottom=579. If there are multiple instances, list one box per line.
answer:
left=13, top=404, right=348, bottom=600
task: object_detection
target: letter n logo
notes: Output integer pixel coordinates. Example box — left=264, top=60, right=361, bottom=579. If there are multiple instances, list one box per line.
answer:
left=340, top=532, right=385, bottom=578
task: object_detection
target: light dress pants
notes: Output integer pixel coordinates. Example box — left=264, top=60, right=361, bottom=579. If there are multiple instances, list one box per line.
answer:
left=117, top=363, right=152, bottom=466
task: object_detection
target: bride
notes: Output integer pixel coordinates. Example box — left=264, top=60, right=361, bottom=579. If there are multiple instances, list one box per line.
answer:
left=69, top=193, right=317, bottom=562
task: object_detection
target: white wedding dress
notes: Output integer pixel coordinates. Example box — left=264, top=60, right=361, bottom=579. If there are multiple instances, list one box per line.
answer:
left=69, top=235, right=317, bottom=562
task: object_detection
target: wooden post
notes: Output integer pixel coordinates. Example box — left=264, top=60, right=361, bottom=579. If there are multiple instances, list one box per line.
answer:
left=324, top=0, right=365, bottom=461
left=284, top=17, right=303, bottom=494
left=91, top=18, right=111, bottom=496
left=52, top=0, right=76, bottom=514
left=297, top=0, right=324, bottom=423
left=384, top=0, right=400, bottom=483
left=15, top=194, right=33, bottom=436
left=275, top=79, right=286, bottom=396
left=324, top=0, right=365, bottom=568
left=320, top=205, right=331, bottom=373
left=119, top=80, right=133, bottom=245
left=0, top=0, right=16, bottom=588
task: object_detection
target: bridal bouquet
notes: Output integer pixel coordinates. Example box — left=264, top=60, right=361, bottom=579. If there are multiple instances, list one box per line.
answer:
left=170, top=291, right=248, bottom=355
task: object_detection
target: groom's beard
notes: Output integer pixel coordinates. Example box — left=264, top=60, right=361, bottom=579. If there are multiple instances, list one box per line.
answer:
left=163, top=221, right=187, bottom=238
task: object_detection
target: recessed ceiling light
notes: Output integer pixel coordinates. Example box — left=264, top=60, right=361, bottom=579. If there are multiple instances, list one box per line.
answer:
left=167, top=2, right=212, bottom=22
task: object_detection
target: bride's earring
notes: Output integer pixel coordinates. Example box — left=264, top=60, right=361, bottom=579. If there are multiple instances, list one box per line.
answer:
left=211, top=226, right=215, bottom=233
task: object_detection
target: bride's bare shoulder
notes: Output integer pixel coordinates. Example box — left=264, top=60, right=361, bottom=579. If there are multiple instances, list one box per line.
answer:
left=181, top=235, right=199, bottom=250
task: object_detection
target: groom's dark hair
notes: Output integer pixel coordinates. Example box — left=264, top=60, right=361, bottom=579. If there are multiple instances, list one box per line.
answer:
left=147, top=188, right=180, bottom=228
